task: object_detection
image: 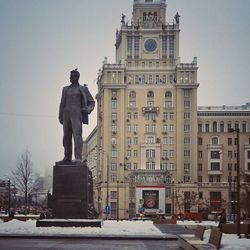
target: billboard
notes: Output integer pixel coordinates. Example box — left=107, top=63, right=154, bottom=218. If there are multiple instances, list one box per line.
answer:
left=136, top=186, right=165, bottom=215
left=143, top=190, right=159, bottom=209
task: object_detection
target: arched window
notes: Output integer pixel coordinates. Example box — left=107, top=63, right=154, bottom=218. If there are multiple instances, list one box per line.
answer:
left=213, top=122, right=217, bottom=132
left=220, top=122, right=224, bottom=132
left=147, top=91, right=154, bottom=107
left=129, top=91, right=136, bottom=107
left=165, top=91, right=173, bottom=108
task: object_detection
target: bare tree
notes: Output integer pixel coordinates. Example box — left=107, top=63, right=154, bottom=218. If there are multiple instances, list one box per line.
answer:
left=12, top=149, right=38, bottom=213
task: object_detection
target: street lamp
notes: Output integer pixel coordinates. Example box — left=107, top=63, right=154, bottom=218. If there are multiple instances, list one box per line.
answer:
left=229, top=128, right=240, bottom=237
left=228, top=172, right=232, bottom=221
left=99, top=148, right=109, bottom=219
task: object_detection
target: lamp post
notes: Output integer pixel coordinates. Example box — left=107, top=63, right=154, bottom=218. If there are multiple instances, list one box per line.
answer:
left=8, top=179, right=11, bottom=217
left=172, top=180, right=175, bottom=219
left=228, top=172, right=232, bottom=221
left=99, top=148, right=109, bottom=219
left=229, top=128, right=240, bottom=237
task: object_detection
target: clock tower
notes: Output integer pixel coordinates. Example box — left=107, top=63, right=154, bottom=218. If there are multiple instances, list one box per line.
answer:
left=96, top=0, right=199, bottom=219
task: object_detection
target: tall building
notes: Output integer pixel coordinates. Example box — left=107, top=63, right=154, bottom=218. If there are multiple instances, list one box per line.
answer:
left=84, top=0, right=250, bottom=219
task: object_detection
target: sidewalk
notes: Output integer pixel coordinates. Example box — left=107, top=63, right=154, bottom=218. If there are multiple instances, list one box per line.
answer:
left=0, top=219, right=177, bottom=240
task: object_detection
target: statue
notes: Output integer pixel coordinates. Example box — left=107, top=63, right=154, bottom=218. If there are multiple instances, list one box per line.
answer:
left=57, top=69, right=95, bottom=164
left=174, top=12, right=180, bottom=24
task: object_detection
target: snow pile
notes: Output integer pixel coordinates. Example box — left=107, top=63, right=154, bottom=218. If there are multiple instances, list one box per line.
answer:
left=177, top=220, right=250, bottom=250
left=203, top=229, right=250, bottom=250
left=0, top=219, right=164, bottom=237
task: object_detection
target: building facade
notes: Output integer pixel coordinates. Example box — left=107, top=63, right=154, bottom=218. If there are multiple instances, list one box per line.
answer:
left=84, top=0, right=250, bottom=219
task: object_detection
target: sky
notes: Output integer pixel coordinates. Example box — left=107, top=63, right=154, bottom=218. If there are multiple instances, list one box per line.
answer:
left=0, top=0, right=250, bottom=177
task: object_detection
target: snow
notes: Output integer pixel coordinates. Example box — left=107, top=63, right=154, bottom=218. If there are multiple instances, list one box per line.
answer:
left=177, top=220, right=250, bottom=250
left=0, top=219, right=249, bottom=249
left=0, top=219, right=164, bottom=238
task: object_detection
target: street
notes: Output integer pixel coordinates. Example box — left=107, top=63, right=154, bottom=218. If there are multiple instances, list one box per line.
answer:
left=0, top=239, right=179, bottom=250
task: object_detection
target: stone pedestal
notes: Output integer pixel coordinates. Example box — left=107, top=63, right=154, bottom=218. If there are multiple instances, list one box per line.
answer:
left=52, top=163, right=88, bottom=219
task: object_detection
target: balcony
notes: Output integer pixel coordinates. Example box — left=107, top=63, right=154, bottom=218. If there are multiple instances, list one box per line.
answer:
left=208, top=170, right=223, bottom=175
left=142, top=106, right=159, bottom=114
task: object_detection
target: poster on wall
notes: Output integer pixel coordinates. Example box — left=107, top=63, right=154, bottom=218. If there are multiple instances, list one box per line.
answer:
left=143, top=190, right=159, bottom=209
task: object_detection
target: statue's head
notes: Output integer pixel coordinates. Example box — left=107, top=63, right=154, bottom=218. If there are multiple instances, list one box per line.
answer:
left=70, top=68, right=80, bottom=83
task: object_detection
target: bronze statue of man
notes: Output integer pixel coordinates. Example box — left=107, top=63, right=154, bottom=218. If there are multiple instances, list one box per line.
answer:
left=57, top=69, right=95, bottom=164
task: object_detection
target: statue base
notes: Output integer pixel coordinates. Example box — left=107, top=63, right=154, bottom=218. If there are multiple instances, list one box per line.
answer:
left=52, top=162, right=89, bottom=219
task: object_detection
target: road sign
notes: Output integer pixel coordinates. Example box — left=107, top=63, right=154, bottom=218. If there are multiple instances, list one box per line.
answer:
left=105, top=205, right=110, bottom=215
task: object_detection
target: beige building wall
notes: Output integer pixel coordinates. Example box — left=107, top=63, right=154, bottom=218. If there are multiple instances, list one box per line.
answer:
left=84, top=0, right=250, bottom=219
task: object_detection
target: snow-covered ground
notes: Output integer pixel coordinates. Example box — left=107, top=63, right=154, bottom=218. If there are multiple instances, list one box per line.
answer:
left=177, top=220, right=250, bottom=250
left=0, top=219, right=249, bottom=249
left=0, top=219, right=164, bottom=238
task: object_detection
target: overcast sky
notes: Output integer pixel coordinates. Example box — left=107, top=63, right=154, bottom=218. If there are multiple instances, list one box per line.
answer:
left=0, top=0, right=250, bottom=177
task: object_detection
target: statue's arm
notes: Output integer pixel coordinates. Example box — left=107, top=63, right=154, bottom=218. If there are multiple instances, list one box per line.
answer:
left=59, top=88, right=65, bottom=124
left=84, top=87, right=95, bottom=114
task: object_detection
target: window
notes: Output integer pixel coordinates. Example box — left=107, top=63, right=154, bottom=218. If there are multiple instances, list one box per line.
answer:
left=111, top=191, right=117, bottom=199
left=162, top=125, right=168, bottom=133
left=169, top=36, right=174, bottom=57
left=111, top=149, right=117, bottom=158
left=198, top=151, right=203, bottom=158
left=132, top=163, right=137, bottom=170
left=134, top=150, right=138, bottom=157
left=170, top=112, right=174, bottom=120
left=112, top=124, right=117, bottom=133
left=127, top=150, right=131, bottom=157
left=165, top=91, right=173, bottom=108
left=198, top=176, right=203, bottom=183
left=184, top=175, right=191, bottom=183
left=149, top=75, right=153, bottom=84
left=198, top=137, right=203, bottom=145
left=146, top=162, right=155, bottom=170
left=199, top=192, right=203, bottom=199
left=162, top=137, right=168, bottom=145
left=228, top=138, right=232, bottom=145
left=211, top=162, right=220, bottom=171
left=242, top=123, right=247, bottom=132
left=220, top=122, right=224, bottom=132
left=111, top=174, right=117, bottom=183
left=227, top=122, right=232, bottom=132
left=169, top=124, right=174, bottom=131
left=198, top=124, right=202, bottom=132
left=228, top=151, right=232, bottom=158
left=162, top=36, right=167, bottom=56
left=184, top=150, right=190, bottom=157
left=112, top=112, right=117, bottom=121
left=228, top=163, right=232, bottom=171
left=133, top=112, right=138, bottom=120
left=198, top=164, right=203, bottom=171
left=184, top=124, right=190, bottom=132
left=213, top=122, right=217, bottom=132
left=184, top=163, right=190, bottom=171
left=127, top=36, right=132, bottom=57
left=184, top=100, right=190, bottom=108
left=146, top=149, right=156, bottom=158
left=211, top=137, right=219, bottom=145
left=184, top=137, right=190, bottom=145
left=129, top=91, right=136, bottom=107
left=170, top=137, right=174, bottom=145
left=211, top=151, right=220, bottom=159
left=146, top=136, right=155, bottom=144
left=205, top=123, right=210, bottom=132
left=134, top=36, right=139, bottom=57
left=184, top=89, right=191, bottom=98
left=209, top=176, right=213, bottom=183
left=111, top=163, right=117, bottom=171
left=163, top=112, right=168, bottom=120
left=127, top=112, right=132, bottom=120
left=216, top=175, right=221, bottom=182
left=147, top=91, right=154, bottom=106
left=210, top=192, right=221, bottom=211
left=111, top=100, right=117, bottom=109
left=248, top=151, right=250, bottom=159
left=169, top=150, right=174, bottom=158
left=184, top=112, right=190, bottom=120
